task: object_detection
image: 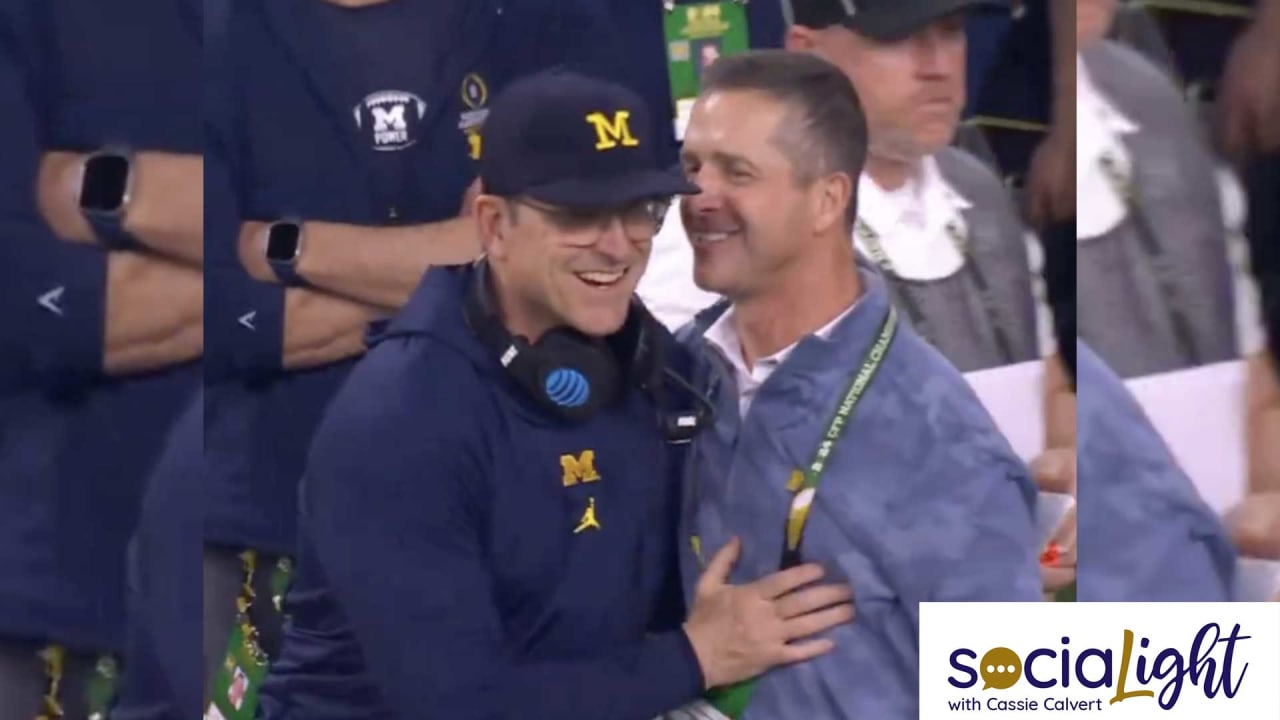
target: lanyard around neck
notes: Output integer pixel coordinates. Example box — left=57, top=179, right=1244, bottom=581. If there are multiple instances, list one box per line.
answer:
left=779, top=304, right=898, bottom=569
left=856, top=219, right=1013, bottom=364
left=1097, top=152, right=1201, bottom=366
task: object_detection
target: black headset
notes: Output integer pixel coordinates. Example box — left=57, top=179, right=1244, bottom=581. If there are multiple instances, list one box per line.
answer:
left=462, top=260, right=714, bottom=441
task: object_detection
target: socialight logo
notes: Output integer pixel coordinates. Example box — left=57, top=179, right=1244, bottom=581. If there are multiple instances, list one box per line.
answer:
left=920, top=604, right=1280, bottom=719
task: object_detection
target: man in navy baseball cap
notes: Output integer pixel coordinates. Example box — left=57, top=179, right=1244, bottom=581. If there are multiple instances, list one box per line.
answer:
left=475, top=68, right=699, bottom=338
left=480, top=68, right=698, bottom=210
left=788, top=0, right=1008, bottom=42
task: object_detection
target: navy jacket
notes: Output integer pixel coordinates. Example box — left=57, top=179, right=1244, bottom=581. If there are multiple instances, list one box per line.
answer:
left=0, top=0, right=200, bottom=652
left=259, top=265, right=702, bottom=719
left=113, top=391, right=203, bottom=720
left=204, top=0, right=647, bottom=556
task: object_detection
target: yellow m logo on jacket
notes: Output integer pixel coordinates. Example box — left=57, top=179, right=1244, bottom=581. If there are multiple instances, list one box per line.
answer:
left=561, top=450, right=601, bottom=487
left=585, top=111, right=640, bottom=151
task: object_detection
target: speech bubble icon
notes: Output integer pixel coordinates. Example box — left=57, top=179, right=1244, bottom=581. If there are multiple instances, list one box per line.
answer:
left=979, top=647, right=1022, bottom=690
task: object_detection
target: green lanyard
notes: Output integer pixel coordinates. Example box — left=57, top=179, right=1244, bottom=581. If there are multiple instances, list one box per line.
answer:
left=856, top=217, right=1016, bottom=365
left=778, top=304, right=897, bottom=568
left=703, top=305, right=898, bottom=720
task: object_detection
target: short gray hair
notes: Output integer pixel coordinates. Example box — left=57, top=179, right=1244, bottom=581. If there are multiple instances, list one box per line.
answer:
left=701, top=49, right=868, bottom=226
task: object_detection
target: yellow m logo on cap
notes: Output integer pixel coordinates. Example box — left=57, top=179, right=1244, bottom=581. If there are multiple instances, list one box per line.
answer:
left=561, top=450, right=601, bottom=487
left=585, top=111, right=640, bottom=151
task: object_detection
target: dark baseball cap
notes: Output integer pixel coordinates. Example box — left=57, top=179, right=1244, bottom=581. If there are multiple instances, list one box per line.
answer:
left=790, top=0, right=1009, bottom=42
left=479, top=69, right=698, bottom=210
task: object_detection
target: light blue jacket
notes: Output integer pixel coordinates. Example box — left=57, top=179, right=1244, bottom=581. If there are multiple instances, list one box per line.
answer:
left=1075, top=341, right=1236, bottom=600
left=677, top=270, right=1042, bottom=719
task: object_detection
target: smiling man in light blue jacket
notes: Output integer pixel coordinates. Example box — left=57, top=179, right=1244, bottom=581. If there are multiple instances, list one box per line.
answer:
left=669, top=49, right=1042, bottom=720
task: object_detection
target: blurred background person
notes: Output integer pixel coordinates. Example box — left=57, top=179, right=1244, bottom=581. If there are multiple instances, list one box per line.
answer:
left=1076, top=0, right=1264, bottom=379
left=1220, top=0, right=1280, bottom=596
left=784, top=0, right=1048, bottom=376
left=1077, top=0, right=1280, bottom=601
left=782, top=0, right=1076, bottom=474
left=0, top=0, right=201, bottom=716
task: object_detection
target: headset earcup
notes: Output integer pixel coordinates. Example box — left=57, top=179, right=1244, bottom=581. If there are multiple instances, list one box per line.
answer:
left=531, top=330, right=620, bottom=421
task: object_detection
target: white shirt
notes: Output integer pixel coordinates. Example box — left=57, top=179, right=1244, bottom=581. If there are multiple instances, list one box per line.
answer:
left=854, top=156, right=969, bottom=280
left=855, top=156, right=1057, bottom=357
left=703, top=301, right=857, bottom=418
left=1077, top=54, right=1140, bottom=241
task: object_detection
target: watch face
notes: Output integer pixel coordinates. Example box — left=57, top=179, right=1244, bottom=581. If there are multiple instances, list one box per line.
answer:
left=80, top=154, right=130, bottom=213
left=266, top=223, right=302, bottom=262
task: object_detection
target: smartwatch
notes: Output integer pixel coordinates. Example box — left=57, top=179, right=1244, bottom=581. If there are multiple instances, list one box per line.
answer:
left=78, top=149, right=139, bottom=250
left=265, top=220, right=309, bottom=287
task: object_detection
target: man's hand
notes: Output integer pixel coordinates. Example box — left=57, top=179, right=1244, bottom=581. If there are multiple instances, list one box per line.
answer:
left=1027, top=126, right=1076, bottom=230
left=1221, top=24, right=1280, bottom=162
left=1226, top=491, right=1280, bottom=560
left=1031, top=449, right=1077, bottom=597
left=1225, top=491, right=1280, bottom=601
left=682, top=537, right=854, bottom=690
left=237, top=220, right=275, bottom=282
left=36, top=151, right=95, bottom=244
left=1039, top=506, right=1077, bottom=597
left=1031, top=448, right=1076, bottom=496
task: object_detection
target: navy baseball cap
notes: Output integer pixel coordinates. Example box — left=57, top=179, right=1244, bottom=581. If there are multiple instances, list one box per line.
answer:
left=479, top=69, right=699, bottom=210
left=790, top=0, right=1009, bottom=42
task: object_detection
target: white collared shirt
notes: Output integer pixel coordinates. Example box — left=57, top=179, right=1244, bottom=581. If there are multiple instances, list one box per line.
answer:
left=854, top=156, right=970, bottom=280
left=703, top=300, right=858, bottom=418
left=855, top=154, right=1057, bottom=357
left=1077, top=54, right=1141, bottom=241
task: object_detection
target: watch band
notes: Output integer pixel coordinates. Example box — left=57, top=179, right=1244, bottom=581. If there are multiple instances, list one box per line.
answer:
left=84, top=211, right=141, bottom=251
left=268, top=258, right=311, bottom=288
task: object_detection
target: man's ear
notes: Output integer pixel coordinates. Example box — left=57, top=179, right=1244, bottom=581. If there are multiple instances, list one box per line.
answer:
left=812, top=171, right=854, bottom=235
left=784, top=24, right=819, bottom=53
left=474, top=194, right=508, bottom=259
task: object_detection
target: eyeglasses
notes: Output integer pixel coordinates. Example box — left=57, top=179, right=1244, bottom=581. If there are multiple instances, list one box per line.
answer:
left=512, top=196, right=672, bottom=240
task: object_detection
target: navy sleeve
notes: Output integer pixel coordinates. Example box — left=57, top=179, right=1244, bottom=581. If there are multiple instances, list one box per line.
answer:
left=203, top=142, right=285, bottom=383
left=0, top=7, right=106, bottom=384
left=303, top=342, right=704, bottom=720
left=202, top=2, right=285, bottom=383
